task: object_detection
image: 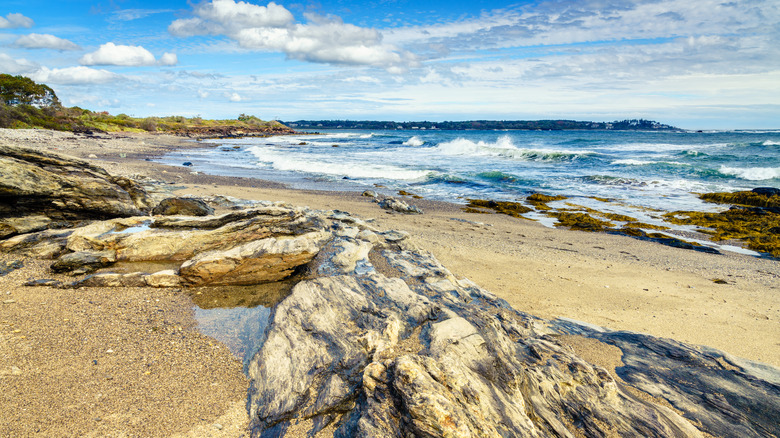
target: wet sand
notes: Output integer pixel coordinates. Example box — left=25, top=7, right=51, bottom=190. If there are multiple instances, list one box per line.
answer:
left=1, top=129, right=778, bottom=436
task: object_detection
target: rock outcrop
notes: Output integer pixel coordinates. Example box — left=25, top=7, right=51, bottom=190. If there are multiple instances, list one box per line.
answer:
left=0, top=144, right=152, bottom=238
left=2, top=146, right=778, bottom=438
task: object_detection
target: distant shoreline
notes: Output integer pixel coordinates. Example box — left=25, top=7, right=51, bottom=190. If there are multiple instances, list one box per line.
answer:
left=283, top=118, right=681, bottom=131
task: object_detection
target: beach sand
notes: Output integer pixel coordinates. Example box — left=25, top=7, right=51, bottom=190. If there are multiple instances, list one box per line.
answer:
left=1, top=129, right=778, bottom=436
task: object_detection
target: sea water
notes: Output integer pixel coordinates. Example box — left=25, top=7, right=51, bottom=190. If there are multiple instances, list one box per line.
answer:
left=160, top=129, right=780, bottom=211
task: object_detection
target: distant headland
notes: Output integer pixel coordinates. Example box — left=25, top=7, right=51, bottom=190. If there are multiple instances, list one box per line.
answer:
left=284, top=119, right=680, bottom=131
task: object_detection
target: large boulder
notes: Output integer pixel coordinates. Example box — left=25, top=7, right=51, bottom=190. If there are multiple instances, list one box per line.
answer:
left=178, top=231, right=331, bottom=286
left=0, top=145, right=152, bottom=235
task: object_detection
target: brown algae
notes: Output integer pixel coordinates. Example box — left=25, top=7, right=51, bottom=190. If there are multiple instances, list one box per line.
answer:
left=464, top=199, right=532, bottom=218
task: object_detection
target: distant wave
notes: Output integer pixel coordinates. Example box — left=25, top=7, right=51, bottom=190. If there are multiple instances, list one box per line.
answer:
left=403, top=136, right=425, bottom=147
left=719, top=165, right=780, bottom=181
left=434, top=135, right=592, bottom=161
left=762, top=140, right=780, bottom=146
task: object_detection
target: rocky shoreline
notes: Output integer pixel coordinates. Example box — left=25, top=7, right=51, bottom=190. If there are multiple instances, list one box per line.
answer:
left=2, top=134, right=779, bottom=437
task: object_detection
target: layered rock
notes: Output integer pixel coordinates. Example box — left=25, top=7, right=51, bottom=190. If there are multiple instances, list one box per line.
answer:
left=0, top=145, right=153, bottom=234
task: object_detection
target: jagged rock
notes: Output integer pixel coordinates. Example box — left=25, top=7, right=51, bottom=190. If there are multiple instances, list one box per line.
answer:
left=178, top=231, right=331, bottom=286
left=0, top=145, right=152, bottom=228
left=377, top=198, right=423, bottom=214
left=74, top=270, right=182, bottom=288
left=152, top=197, right=214, bottom=216
left=244, top=236, right=779, bottom=437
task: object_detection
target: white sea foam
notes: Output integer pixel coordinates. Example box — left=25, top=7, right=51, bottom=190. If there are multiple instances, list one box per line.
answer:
left=434, top=135, right=590, bottom=161
left=611, top=159, right=656, bottom=166
left=720, top=165, right=780, bottom=181
left=247, top=146, right=429, bottom=180
left=762, top=140, right=780, bottom=146
left=403, top=136, right=425, bottom=147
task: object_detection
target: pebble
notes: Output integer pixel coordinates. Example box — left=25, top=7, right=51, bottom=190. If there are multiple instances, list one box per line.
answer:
left=214, top=423, right=224, bottom=430
left=3, top=299, right=15, bottom=304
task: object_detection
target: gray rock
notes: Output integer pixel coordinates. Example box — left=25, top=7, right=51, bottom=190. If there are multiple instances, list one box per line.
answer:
left=377, top=198, right=423, bottom=214
left=51, top=250, right=117, bottom=273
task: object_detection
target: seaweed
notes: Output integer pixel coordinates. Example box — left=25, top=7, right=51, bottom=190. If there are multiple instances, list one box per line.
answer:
left=527, top=193, right=568, bottom=211
left=464, top=199, right=532, bottom=218
left=665, top=190, right=780, bottom=257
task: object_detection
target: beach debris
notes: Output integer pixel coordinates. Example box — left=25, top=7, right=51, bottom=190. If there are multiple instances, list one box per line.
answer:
left=376, top=197, right=423, bottom=214
left=361, top=190, right=378, bottom=198
left=152, top=197, right=214, bottom=216
left=182, top=161, right=193, bottom=166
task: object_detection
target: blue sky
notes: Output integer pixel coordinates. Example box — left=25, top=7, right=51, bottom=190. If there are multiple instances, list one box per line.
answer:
left=1, top=0, right=778, bottom=129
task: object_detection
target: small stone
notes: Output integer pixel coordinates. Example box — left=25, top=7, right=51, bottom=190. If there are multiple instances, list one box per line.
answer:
left=106, top=349, right=114, bottom=353
left=214, top=423, right=224, bottom=430
left=2, top=299, right=15, bottom=304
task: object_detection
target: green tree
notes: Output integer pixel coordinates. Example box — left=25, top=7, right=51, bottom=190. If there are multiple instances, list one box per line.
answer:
left=0, top=74, right=60, bottom=108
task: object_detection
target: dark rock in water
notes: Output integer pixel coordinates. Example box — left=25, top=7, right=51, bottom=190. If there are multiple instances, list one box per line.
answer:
left=152, top=197, right=214, bottom=216
left=0, top=260, right=23, bottom=276
left=752, top=187, right=780, bottom=197
left=182, top=161, right=193, bottom=166
left=0, top=145, right=152, bottom=229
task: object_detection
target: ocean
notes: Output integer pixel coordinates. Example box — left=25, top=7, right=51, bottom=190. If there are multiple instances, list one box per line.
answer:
left=157, top=128, right=780, bottom=255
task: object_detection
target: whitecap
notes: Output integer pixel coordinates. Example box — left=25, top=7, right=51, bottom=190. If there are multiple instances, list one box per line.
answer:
left=719, top=165, right=780, bottom=181
left=403, top=136, right=424, bottom=147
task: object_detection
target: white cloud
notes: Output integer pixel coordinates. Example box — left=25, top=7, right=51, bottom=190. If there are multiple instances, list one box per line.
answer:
left=169, top=0, right=417, bottom=70
left=0, top=13, right=33, bottom=29
left=158, top=52, right=178, bottom=66
left=0, top=53, right=37, bottom=74
left=13, top=34, right=81, bottom=51
left=29, top=66, right=120, bottom=85
left=228, top=92, right=242, bottom=102
left=198, top=90, right=210, bottom=99
left=80, top=43, right=178, bottom=66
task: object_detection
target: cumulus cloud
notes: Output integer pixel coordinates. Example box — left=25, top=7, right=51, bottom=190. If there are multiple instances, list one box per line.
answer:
left=0, top=13, right=33, bottom=29
left=13, top=34, right=81, bottom=51
left=28, top=66, right=120, bottom=85
left=169, top=0, right=417, bottom=70
left=228, top=92, right=242, bottom=102
left=80, top=43, right=178, bottom=66
left=0, top=53, right=37, bottom=74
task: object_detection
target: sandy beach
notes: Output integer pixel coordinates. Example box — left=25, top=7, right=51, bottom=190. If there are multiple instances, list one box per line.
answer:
left=1, top=129, right=778, bottom=437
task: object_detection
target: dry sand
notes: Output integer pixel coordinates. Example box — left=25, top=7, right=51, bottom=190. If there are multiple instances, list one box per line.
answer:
left=1, top=129, right=778, bottom=437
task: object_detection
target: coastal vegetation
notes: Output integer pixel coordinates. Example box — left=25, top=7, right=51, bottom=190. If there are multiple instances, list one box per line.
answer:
left=285, top=118, right=679, bottom=131
left=0, top=74, right=292, bottom=136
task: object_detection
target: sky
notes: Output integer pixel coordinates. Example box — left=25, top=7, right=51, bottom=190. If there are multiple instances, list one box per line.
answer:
left=1, top=0, right=779, bottom=129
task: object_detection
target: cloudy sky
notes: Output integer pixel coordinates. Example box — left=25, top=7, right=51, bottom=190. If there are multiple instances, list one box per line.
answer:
left=1, top=0, right=778, bottom=129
